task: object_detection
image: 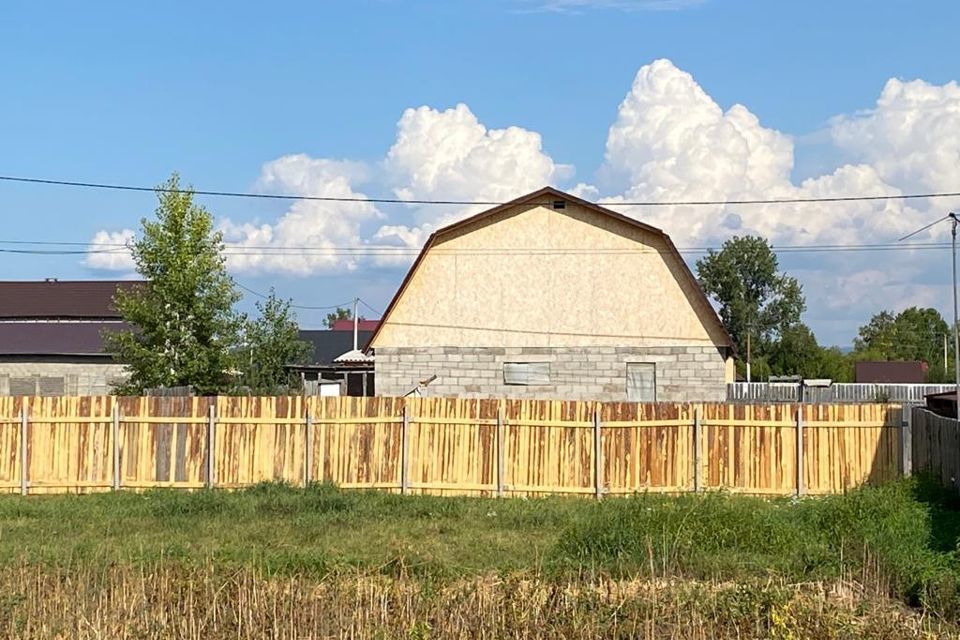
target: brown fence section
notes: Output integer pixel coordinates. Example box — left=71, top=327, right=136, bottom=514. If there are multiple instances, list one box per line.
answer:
left=0, top=397, right=907, bottom=496
left=912, top=406, right=960, bottom=492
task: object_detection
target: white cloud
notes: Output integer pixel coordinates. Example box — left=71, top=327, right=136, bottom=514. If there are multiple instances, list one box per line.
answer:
left=597, top=59, right=923, bottom=248
left=84, top=229, right=136, bottom=272
left=219, top=155, right=382, bottom=276
left=385, top=103, right=569, bottom=225
left=830, top=77, right=960, bottom=237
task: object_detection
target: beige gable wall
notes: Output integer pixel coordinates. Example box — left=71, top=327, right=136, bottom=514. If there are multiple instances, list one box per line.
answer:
left=372, top=202, right=729, bottom=349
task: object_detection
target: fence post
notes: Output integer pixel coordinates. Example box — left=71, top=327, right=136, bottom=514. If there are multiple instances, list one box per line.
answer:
left=206, top=404, right=216, bottom=490
left=19, top=405, right=28, bottom=497
left=496, top=404, right=505, bottom=497
left=112, top=403, right=121, bottom=491
left=401, top=405, right=410, bottom=495
left=795, top=406, right=805, bottom=497
left=693, top=406, right=702, bottom=492
left=901, top=406, right=913, bottom=477
left=304, top=410, right=313, bottom=487
left=593, top=406, right=603, bottom=500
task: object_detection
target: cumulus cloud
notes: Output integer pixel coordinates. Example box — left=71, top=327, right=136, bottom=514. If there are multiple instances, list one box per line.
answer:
left=594, top=59, right=925, bottom=248
left=84, top=229, right=136, bottom=272
left=385, top=103, right=570, bottom=222
left=366, top=102, right=571, bottom=262
left=830, top=77, right=960, bottom=237
left=219, top=155, right=382, bottom=276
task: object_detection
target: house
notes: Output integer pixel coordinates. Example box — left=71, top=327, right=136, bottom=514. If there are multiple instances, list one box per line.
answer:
left=366, top=187, right=735, bottom=401
left=854, top=360, right=928, bottom=384
left=0, top=279, right=138, bottom=395
left=293, top=322, right=378, bottom=396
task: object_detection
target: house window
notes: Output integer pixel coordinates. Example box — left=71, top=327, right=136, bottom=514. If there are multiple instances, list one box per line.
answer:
left=503, top=362, right=550, bottom=385
left=626, top=363, right=656, bottom=402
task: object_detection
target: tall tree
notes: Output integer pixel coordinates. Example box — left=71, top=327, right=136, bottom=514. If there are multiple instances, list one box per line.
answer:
left=853, top=307, right=952, bottom=381
left=238, top=290, right=313, bottom=393
left=766, top=323, right=854, bottom=381
left=325, top=307, right=363, bottom=329
left=107, top=174, right=243, bottom=394
left=695, top=235, right=805, bottom=358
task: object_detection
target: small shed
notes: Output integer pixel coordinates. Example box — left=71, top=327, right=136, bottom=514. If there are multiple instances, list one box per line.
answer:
left=925, top=390, right=958, bottom=419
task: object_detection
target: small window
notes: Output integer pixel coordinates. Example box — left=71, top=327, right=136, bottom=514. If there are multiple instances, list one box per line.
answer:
left=552, top=200, right=566, bottom=210
left=9, top=377, right=36, bottom=396
left=626, top=363, right=656, bottom=402
left=504, top=362, right=550, bottom=386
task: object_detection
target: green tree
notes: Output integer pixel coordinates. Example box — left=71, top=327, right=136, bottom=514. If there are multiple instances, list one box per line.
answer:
left=238, top=290, right=313, bottom=393
left=106, top=174, right=243, bottom=395
left=853, top=307, right=952, bottom=381
left=766, top=323, right=854, bottom=381
left=325, top=306, right=364, bottom=329
left=696, top=235, right=806, bottom=360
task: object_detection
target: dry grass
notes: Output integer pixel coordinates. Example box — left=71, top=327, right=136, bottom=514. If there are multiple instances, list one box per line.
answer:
left=0, top=562, right=953, bottom=639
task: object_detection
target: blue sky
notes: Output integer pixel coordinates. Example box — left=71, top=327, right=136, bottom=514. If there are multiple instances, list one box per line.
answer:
left=2, top=1, right=959, bottom=344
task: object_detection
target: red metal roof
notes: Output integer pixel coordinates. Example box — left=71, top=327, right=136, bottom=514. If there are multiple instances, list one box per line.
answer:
left=0, top=280, right=142, bottom=319
left=331, top=319, right=380, bottom=332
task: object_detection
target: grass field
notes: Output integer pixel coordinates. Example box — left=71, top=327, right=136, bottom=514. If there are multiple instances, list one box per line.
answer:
left=1, top=478, right=960, bottom=637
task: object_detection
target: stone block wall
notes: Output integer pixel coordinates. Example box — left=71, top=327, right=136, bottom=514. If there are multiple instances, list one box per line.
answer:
left=0, top=362, right=129, bottom=396
left=374, top=346, right=728, bottom=402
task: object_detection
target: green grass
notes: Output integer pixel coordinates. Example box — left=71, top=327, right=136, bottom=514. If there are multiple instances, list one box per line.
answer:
left=1, top=477, right=960, bottom=618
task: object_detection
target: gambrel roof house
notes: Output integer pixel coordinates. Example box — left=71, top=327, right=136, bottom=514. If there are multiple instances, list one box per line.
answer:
left=367, top=187, right=734, bottom=401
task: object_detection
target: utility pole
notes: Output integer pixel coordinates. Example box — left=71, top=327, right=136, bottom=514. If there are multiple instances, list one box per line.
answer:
left=352, top=297, right=360, bottom=352
left=951, top=213, right=960, bottom=413
left=746, top=323, right=752, bottom=384
left=898, top=212, right=960, bottom=418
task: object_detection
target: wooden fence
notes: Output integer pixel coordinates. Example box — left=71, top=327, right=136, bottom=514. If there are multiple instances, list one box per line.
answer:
left=0, top=396, right=908, bottom=497
left=728, top=382, right=953, bottom=404
left=911, top=406, right=960, bottom=491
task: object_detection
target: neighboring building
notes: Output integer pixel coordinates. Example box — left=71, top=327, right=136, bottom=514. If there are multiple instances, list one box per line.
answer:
left=0, top=280, right=137, bottom=395
left=854, top=360, right=928, bottom=384
left=294, top=326, right=377, bottom=396
left=367, top=187, right=735, bottom=401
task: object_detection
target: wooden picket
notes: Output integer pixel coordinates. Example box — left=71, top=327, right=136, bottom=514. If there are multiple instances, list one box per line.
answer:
left=0, top=396, right=907, bottom=496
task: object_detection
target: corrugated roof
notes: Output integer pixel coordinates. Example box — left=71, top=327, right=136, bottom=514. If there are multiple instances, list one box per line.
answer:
left=299, top=330, right=375, bottom=365
left=0, top=280, right=142, bottom=319
left=0, top=322, right=129, bottom=356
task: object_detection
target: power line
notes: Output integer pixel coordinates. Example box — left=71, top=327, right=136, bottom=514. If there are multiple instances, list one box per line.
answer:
left=1, top=242, right=956, bottom=257
left=234, top=281, right=355, bottom=311
left=3, top=173, right=960, bottom=207
left=359, top=299, right=384, bottom=316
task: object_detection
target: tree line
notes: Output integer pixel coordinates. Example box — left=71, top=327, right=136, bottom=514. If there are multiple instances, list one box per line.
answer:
left=696, top=236, right=955, bottom=383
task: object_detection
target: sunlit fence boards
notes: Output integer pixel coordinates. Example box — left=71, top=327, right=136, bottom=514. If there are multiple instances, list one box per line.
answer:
left=0, top=396, right=907, bottom=496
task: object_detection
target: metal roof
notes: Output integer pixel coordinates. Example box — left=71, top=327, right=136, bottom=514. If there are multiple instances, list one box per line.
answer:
left=0, top=280, right=142, bottom=319
left=0, top=322, right=128, bottom=356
